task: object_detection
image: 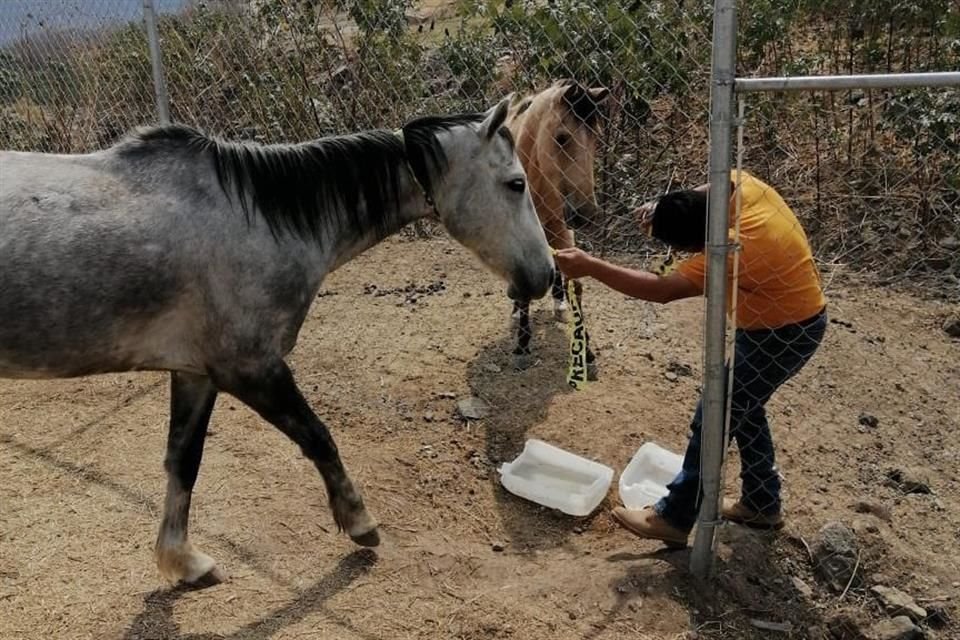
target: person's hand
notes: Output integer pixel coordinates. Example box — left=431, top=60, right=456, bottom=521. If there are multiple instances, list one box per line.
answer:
left=554, top=248, right=597, bottom=279
left=634, top=199, right=657, bottom=236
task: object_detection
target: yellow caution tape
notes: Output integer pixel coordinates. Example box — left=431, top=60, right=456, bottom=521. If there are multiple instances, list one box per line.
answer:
left=564, top=276, right=589, bottom=390
left=551, top=241, right=589, bottom=390
left=651, top=247, right=676, bottom=276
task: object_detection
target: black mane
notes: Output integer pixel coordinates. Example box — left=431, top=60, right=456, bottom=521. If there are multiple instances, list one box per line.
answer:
left=119, top=113, right=485, bottom=242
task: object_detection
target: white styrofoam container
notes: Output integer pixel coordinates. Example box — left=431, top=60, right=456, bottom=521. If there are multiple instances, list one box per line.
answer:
left=618, top=442, right=683, bottom=510
left=498, top=439, right=614, bottom=517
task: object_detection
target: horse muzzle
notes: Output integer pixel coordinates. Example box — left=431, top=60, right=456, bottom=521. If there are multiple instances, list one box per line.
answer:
left=507, top=264, right=553, bottom=301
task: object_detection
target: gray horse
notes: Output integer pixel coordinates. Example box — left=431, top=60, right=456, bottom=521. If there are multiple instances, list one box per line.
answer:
left=0, top=97, right=554, bottom=585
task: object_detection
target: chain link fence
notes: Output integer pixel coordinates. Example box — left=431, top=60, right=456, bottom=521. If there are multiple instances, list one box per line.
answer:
left=686, top=1, right=959, bottom=631
left=0, top=0, right=712, bottom=257
left=2, top=1, right=955, bottom=272
left=0, top=0, right=162, bottom=151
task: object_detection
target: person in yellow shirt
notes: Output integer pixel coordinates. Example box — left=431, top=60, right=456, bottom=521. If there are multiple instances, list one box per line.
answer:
left=554, top=170, right=827, bottom=547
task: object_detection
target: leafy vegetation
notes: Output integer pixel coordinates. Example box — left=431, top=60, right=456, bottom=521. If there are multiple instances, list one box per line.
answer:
left=0, top=0, right=956, bottom=277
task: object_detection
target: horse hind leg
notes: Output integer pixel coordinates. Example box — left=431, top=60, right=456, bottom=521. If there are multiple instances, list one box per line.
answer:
left=215, top=360, right=379, bottom=547
left=155, top=372, right=223, bottom=586
left=512, top=299, right=534, bottom=370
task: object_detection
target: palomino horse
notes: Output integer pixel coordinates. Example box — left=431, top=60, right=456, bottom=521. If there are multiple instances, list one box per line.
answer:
left=505, top=79, right=609, bottom=375
left=0, top=98, right=554, bottom=586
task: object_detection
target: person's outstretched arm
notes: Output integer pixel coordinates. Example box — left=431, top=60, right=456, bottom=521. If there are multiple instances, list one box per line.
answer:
left=554, top=248, right=701, bottom=304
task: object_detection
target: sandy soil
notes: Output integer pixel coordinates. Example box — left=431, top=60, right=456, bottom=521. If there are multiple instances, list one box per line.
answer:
left=1, top=235, right=958, bottom=639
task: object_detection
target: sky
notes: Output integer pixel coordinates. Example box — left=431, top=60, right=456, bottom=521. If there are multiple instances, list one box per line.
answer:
left=0, top=0, right=190, bottom=46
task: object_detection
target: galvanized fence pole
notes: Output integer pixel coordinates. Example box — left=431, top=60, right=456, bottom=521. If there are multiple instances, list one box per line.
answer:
left=143, top=0, right=171, bottom=124
left=689, top=0, right=737, bottom=581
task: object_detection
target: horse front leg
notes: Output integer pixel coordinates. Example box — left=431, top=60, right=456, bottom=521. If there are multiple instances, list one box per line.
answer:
left=155, top=372, right=221, bottom=586
left=215, top=361, right=379, bottom=547
left=572, top=279, right=599, bottom=381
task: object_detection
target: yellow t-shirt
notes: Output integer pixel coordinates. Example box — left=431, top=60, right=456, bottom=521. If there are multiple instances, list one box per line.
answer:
left=676, top=170, right=826, bottom=330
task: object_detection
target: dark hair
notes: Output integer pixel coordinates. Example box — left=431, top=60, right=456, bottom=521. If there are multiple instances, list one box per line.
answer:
left=118, top=114, right=484, bottom=244
left=650, top=189, right=708, bottom=251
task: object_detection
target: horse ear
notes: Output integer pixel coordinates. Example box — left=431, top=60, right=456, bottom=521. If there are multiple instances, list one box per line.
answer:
left=562, top=81, right=585, bottom=104
left=480, top=95, right=512, bottom=140
left=563, top=82, right=607, bottom=125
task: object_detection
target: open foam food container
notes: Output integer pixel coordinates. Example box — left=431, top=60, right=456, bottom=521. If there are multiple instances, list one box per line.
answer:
left=498, top=439, right=614, bottom=517
left=618, top=442, right=683, bottom=510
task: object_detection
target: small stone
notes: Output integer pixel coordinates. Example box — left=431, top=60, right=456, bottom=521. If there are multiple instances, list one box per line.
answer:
left=573, top=526, right=584, bottom=534
left=491, top=542, right=506, bottom=552
left=457, top=396, right=490, bottom=420
left=812, top=522, right=862, bottom=592
left=482, top=363, right=502, bottom=373
left=853, top=501, right=892, bottom=522
left=791, top=576, right=814, bottom=597
left=943, top=313, right=960, bottom=338
left=858, top=413, right=879, bottom=429
left=870, top=585, right=926, bottom=622
left=664, top=371, right=679, bottom=382
left=423, top=412, right=435, bottom=423
left=438, top=391, right=456, bottom=399
left=666, top=361, right=694, bottom=377
left=884, top=468, right=932, bottom=495
left=866, top=616, right=920, bottom=640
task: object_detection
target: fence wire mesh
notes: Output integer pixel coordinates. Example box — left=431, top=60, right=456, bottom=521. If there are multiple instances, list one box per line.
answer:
left=692, top=0, right=959, bottom=610
left=0, top=0, right=160, bottom=152
left=702, top=81, right=958, bottom=601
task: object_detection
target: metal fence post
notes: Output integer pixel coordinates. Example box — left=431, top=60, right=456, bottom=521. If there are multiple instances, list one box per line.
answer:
left=689, top=0, right=737, bottom=581
left=143, top=0, right=171, bottom=124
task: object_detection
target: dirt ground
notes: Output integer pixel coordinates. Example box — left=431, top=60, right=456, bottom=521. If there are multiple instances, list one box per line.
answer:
left=1, top=236, right=958, bottom=640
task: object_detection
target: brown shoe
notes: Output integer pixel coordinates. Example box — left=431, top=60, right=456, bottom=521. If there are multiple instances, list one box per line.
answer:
left=611, top=506, right=688, bottom=549
left=721, top=498, right=784, bottom=530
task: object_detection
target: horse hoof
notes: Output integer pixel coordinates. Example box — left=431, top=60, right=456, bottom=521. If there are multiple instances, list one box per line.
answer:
left=351, top=528, right=381, bottom=548
left=587, top=362, right=599, bottom=381
left=186, top=566, right=227, bottom=589
left=513, top=353, right=533, bottom=371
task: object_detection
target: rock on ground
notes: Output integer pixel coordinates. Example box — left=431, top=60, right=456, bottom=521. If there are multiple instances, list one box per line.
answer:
left=869, top=585, right=926, bottom=622
left=943, top=313, right=960, bottom=338
left=866, top=616, right=921, bottom=640
left=812, top=522, right=862, bottom=592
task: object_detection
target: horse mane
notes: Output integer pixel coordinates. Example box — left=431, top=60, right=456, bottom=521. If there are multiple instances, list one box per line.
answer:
left=117, top=114, right=484, bottom=242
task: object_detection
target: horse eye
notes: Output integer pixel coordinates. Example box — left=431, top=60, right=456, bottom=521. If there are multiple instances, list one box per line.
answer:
left=507, top=178, right=526, bottom=193
left=555, top=132, right=571, bottom=146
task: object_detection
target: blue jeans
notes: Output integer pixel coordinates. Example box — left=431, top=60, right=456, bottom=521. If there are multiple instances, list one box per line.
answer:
left=654, top=308, right=827, bottom=531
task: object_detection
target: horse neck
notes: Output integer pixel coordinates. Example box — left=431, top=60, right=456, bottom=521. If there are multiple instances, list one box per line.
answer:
left=323, top=169, right=433, bottom=273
